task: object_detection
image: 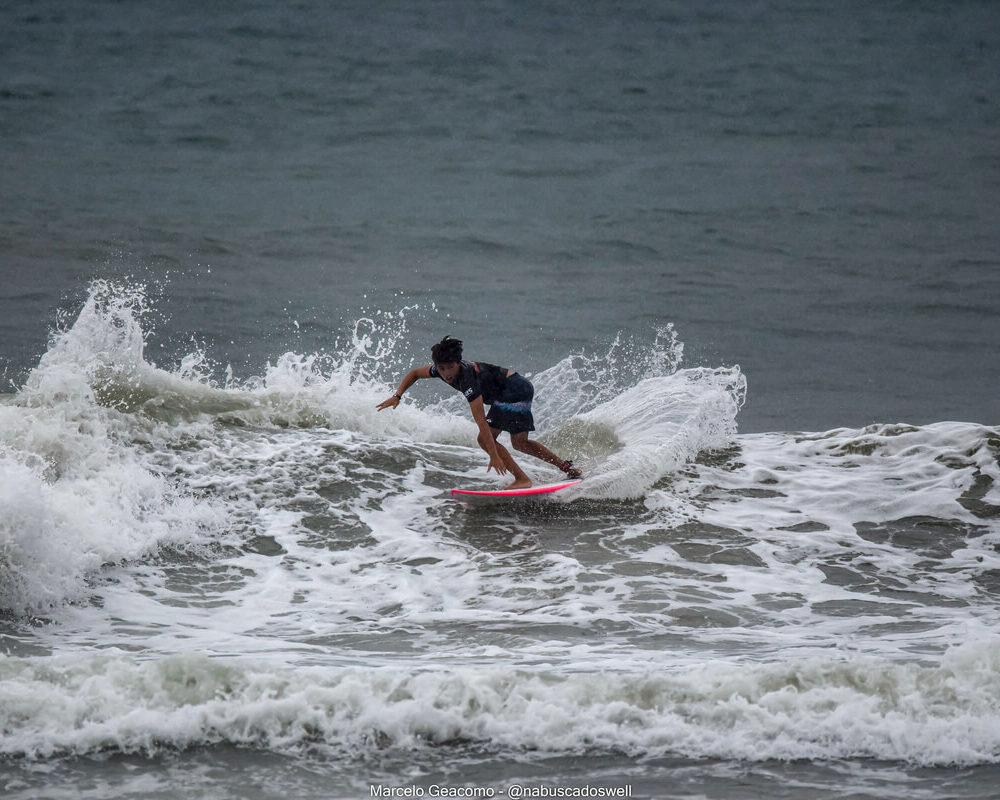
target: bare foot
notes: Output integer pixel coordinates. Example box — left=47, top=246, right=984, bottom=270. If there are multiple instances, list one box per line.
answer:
left=505, top=478, right=532, bottom=490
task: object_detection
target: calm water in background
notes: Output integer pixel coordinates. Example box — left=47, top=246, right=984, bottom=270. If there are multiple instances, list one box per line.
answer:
left=3, top=0, right=998, bottom=431
left=1, top=1, right=999, bottom=798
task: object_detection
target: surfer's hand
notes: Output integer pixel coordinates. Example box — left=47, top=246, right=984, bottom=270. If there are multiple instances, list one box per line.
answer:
left=487, top=450, right=507, bottom=476
left=377, top=395, right=400, bottom=411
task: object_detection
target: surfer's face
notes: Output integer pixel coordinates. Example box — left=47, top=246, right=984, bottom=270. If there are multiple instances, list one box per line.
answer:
left=435, top=361, right=460, bottom=384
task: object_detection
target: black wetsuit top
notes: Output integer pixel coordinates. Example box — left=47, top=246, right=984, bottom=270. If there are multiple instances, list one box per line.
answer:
left=429, top=361, right=509, bottom=405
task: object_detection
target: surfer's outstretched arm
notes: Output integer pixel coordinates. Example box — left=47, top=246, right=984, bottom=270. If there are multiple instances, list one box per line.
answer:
left=377, top=365, right=433, bottom=410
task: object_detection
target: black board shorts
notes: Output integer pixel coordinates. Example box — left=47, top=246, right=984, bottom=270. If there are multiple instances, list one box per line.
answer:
left=485, top=373, right=536, bottom=434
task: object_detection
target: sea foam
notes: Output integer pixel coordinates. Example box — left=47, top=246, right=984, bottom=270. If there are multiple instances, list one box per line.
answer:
left=1, top=636, right=997, bottom=765
left=0, top=283, right=223, bottom=612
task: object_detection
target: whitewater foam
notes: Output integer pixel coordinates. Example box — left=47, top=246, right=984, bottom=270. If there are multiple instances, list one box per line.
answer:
left=0, top=283, right=226, bottom=612
left=567, top=367, right=747, bottom=499
left=2, top=636, right=998, bottom=765
left=0, top=398, right=223, bottom=613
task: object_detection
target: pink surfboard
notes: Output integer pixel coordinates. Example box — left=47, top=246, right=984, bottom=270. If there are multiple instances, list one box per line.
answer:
left=451, top=479, right=582, bottom=501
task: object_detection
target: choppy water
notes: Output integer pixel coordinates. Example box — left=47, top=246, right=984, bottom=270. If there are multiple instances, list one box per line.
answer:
left=2, top=1, right=999, bottom=799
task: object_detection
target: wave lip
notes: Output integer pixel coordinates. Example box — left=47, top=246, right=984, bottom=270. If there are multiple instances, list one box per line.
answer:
left=2, top=637, right=998, bottom=765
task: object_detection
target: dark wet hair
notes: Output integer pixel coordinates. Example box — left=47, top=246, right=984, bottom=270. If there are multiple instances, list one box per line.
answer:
left=431, top=336, right=463, bottom=365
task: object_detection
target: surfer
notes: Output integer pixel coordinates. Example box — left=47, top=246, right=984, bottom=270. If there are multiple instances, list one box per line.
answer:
left=377, top=336, right=582, bottom=489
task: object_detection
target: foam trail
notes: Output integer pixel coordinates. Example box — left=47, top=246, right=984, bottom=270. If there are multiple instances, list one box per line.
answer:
left=564, top=366, right=746, bottom=499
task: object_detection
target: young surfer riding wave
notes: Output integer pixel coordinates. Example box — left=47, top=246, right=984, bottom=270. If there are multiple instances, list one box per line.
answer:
left=377, top=336, right=582, bottom=489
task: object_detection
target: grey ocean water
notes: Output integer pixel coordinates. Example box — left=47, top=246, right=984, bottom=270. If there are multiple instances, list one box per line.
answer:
left=4, top=0, right=997, bottom=430
left=2, top=1, right=1000, bottom=799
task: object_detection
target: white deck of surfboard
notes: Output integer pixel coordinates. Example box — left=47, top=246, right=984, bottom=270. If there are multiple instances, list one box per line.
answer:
left=450, top=479, right=582, bottom=502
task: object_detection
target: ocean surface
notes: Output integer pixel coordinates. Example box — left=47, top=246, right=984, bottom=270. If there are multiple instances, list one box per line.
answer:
left=2, top=1, right=999, bottom=798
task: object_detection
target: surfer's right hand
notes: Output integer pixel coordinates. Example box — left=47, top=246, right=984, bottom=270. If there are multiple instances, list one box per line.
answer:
left=377, top=395, right=400, bottom=411
left=487, top=450, right=507, bottom=476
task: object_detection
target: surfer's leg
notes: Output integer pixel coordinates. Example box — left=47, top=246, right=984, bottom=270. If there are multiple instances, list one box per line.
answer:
left=510, top=433, right=562, bottom=465
left=479, top=427, right=531, bottom=489
left=510, top=433, right=582, bottom=478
